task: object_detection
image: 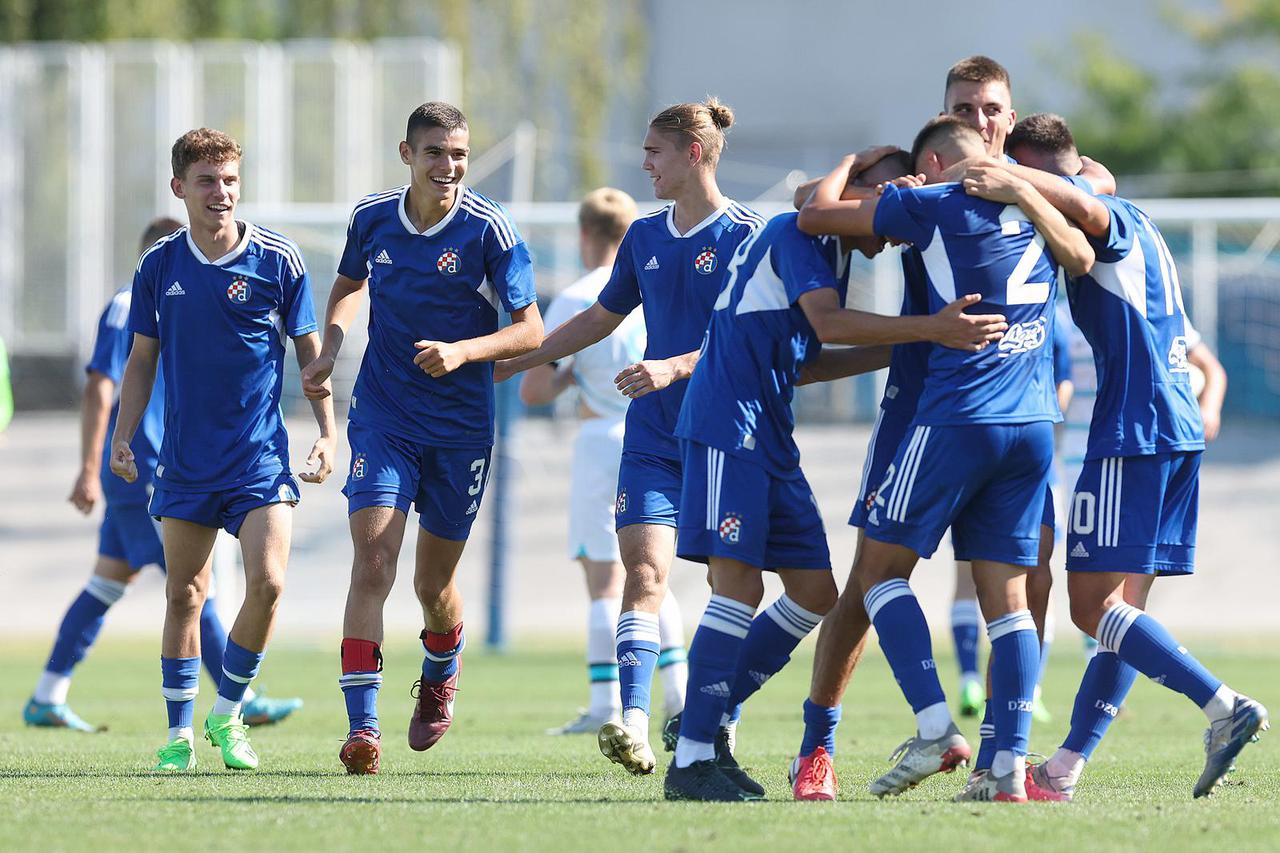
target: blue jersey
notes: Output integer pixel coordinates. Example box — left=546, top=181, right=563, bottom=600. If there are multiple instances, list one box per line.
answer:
left=129, top=224, right=317, bottom=492
left=338, top=185, right=537, bottom=448
left=873, top=183, right=1060, bottom=426
left=1066, top=195, right=1204, bottom=459
left=88, top=287, right=165, bottom=505
left=676, top=213, right=847, bottom=478
left=881, top=250, right=930, bottom=414
left=597, top=201, right=763, bottom=460
left=1052, top=309, right=1072, bottom=387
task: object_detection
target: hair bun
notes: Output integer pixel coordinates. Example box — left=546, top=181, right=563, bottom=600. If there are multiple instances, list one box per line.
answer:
left=704, top=98, right=734, bottom=131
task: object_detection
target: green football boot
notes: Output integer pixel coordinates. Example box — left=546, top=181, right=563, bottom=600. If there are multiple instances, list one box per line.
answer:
left=204, top=713, right=259, bottom=770
left=958, top=677, right=985, bottom=718
left=154, top=736, right=197, bottom=772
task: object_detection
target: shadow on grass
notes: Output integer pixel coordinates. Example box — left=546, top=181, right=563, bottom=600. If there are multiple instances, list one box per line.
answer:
left=123, top=793, right=654, bottom=805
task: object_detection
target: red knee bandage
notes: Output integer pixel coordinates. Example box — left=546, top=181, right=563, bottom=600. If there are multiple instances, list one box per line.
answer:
left=341, top=638, right=383, bottom=673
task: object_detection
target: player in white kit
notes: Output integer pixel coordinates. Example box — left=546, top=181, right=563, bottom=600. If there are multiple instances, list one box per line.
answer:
left=521, top=189, right=688, bottom=735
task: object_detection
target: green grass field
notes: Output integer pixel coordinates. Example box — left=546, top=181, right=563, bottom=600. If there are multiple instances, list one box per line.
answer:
left=2, top=636, right=1277, bottom=852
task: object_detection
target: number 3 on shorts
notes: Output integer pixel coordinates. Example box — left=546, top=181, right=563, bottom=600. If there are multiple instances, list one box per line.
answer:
left=468, top=457, right=486, bottom=496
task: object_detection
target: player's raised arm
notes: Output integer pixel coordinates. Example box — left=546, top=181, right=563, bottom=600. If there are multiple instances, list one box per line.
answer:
left=977, top=159, right=1110, bottom=238
left=1077, top=155, right=1116, bottom=196
left=797, top=288, right=1006, bottom=352
left=109, top=334, right=159, bottom=484
left=796, top=147, right=902, bottom=237
left=302, top=273, right=366, bottom=400
left=962, top=167, right=1095, bottom=277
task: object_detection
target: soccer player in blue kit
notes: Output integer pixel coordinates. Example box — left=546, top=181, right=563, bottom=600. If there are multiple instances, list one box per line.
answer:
left=300, top=103, right=543, bottom=775
left=665, top=148, right=1011, bottom=802
left=111, top=129, right=336, bottom=772
left=974, top=113, right=1269, bottom=800
left=498, top=99, right=764, bottom=776
left=795, top=116, right=1097, bottom=803
left=26, top=218, right=301, bottom=734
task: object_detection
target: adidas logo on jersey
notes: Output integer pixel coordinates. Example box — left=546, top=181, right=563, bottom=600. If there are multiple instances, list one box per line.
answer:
left=165, top=281, right=185, bottom=296
left=1070, top=542, right=1090, bottom=559
left=466, top=500, right=479, bottom=515
left=374, top=249, right=393, bottom=264
left=699, top=681, right=731, bottom=698
left=644, top=256, right=660, bottom=271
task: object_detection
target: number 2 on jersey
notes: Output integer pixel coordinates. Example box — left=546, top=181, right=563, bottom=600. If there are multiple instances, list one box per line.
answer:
left=999, top=207, right=1051, bottom=306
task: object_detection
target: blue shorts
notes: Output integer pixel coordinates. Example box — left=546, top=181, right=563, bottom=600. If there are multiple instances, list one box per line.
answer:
left=1041, top=482, right=1056, bottom=533
left=150, top=471, right=300, bottom=537
left=850, top=407, right=914, bottom=528
left=99, top=502, right=165, bottom=570
left=1065, top=451, right=1199, bottom=576
left=343, top=421, right=491, bottom=542
left=865, top=421, right=1055, bottom=567
left=676, top=440, right=830, bottom=571
left=615, top=450, right=681, bottom=530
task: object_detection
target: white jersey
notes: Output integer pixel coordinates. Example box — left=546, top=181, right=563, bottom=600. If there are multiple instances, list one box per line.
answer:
left=543, top=267, right=646, bottom=420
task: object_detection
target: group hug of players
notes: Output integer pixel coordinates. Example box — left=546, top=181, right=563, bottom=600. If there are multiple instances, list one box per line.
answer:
left=26, top=54, right=1266, bottom=804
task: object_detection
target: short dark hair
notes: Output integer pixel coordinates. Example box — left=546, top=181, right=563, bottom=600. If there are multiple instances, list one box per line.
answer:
left=909, top=115, right=984, bottom=172
left=139, top=217, right=182, bottom=254
left=1008, top=113, right=1077, bottom=156
left=406, top=101, right=468, bottom=143
left=945, top=55, right=1012, bottom=95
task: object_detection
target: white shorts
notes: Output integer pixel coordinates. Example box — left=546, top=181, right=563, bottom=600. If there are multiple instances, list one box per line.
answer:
left=568, top=416, right=625, bottom=562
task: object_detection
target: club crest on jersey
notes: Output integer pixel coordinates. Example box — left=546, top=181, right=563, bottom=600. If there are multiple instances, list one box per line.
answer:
left=352, top=454, right=367, bottom=480
left=227, top=278, right=251, bottom=303
left=719, top=512, right=742, bottom=544
left=437, top=248, right=461, bottom=275
left=694, top=247, right=718, bottom=275
left=996, top=318, right=1047, bottom=358
left=615, top=490, right=627, bottom=515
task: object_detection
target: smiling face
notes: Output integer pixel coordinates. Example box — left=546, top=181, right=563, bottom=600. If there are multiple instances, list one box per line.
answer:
left=171, top=158, right=240, bottom=231
left=400, top=126, right=470, bottom=203
left=642, top=127, right=700, bottom=201
left=944, top=79, right=1015, bottom=144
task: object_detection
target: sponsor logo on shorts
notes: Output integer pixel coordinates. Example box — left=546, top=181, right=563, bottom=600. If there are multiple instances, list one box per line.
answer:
left=1070, top=541, right=1090, bottom=559
left=615, top=490, right=627, bottom=515
left=437, top=248, right=461, bottom=275
left=227, top=278, right=252, bottom=303
left=694, top=246, right=717, bottom=275
left=466, top=500, right=479, bottom=515
left=997, top=318, right=1047, bottom=357
left=351, top=454, right=366, bottom=480
left=719, top=512, right=742, bottom=544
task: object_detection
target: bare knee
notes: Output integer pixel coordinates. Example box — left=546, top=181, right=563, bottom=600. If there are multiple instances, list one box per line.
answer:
left=414, top=568, right=454, bottom=605
left=353, top=541, right=399, bottom=599
left=244, top=571, right=286, bottom=609
left=784, top=574, right=839, bottom=616
left=166, top=576, right=207, bottom=618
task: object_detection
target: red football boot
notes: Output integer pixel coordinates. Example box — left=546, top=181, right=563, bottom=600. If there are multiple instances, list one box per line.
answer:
left=790, top=747, right=838, bottom=801
left=408, top=666, right=459, bottom=752
left=340, top=729, right=381, bottom=775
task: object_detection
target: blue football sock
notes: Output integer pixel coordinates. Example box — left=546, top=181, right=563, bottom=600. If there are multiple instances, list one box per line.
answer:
left=1062, top=650, right=1138, bottom=758
left=198, top=596, right=229, bottom=685
left=161, top=656, right=200, bottom=734
left=1099, top=603, right=1222, bottom=708
left=616, top=610, right=660, bottom=714
left=988, top=610, right=1039, bottom=764
left=800, top=699, right=841, bottom=757
left=950, top=599, right=981, bottom=678
left=45, top=577, right=125, bottom=676
left=217, top=638, right=264, bottom=706
left=974, top=699, right=996, bottom=771
left=864, top=580, right=947, bottom=725
left=675, top=595, right=755, bottom=766
left=727, top=595, right=823, bottom=710
left=340, top=638, right=382, bottom=735
left=421, top=624, right=465, bottom=682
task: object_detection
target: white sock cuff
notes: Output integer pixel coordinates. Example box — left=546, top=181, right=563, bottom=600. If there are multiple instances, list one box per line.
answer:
left=616, top=610, right=660, bottom=645
left=764, top=595, right=823, bottom=640
left=699, top=595, right=756, bottom=639
left=864, top=579, right=912, bottom=623
left=339, top=672, right=383, bottom=687
left=657, top=592, right=685, bottom=646
left=161, top=685, right=198, bottom=702
left=591, top=597, right=622, bottom=621
left=950, top=598, right=981, bottom=627
left=85, top=576, right=128, bottom=606
left=987, top=609, right=1036, bottom=642
left=1098, top=603, right=1142, bottom=652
